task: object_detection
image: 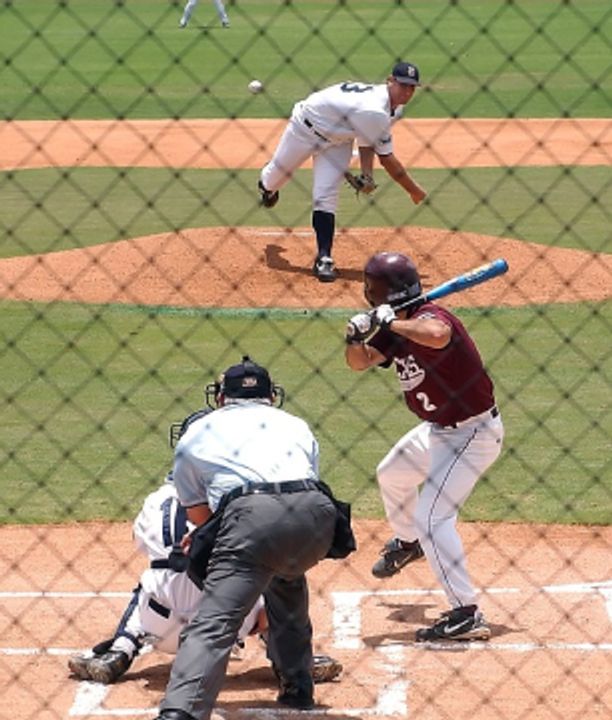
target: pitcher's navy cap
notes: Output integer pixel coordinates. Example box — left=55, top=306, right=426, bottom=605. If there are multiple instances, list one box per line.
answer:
left=392, top=61, right=421, bottom=86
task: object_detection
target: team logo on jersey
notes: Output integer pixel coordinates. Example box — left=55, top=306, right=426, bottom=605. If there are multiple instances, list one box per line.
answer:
left=394, top=355, right=425, bottom=391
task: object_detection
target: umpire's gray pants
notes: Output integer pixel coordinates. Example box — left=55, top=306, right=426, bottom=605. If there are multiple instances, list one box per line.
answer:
left=160, top=489, right=336, bottom=719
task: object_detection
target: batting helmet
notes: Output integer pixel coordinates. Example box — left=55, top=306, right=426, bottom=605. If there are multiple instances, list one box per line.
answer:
left=363, top=252, right=422, bottom=309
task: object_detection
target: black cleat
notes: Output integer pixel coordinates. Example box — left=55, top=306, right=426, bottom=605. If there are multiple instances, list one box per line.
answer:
left=258, top=180, right=279, bottom=208
left=415, top=606, right=491, bottom=642
left=312, top=255, right=337, bottom=283
left=371, top=537, right=424, bottom=578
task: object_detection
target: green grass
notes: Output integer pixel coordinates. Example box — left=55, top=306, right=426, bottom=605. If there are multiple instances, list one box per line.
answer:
left=1, top=0, right=610, bottom=119
left=1, top=300, right=610, bottom=525
left=2, top=166, right=611, bottom=258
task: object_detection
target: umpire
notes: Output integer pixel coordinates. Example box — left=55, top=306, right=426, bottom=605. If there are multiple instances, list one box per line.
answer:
left=155, top=356, right=338, bottom=720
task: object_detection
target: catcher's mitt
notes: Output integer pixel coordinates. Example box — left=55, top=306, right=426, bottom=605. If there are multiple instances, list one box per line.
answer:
left=344, top=171, right=377, bottom=196
left=312, top=654, right=343, bottom=683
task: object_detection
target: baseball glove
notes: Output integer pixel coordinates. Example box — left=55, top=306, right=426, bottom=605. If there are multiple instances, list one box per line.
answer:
left=312, top=654, right=343, bottom=684
left=344, top=171, right=377, bottom=196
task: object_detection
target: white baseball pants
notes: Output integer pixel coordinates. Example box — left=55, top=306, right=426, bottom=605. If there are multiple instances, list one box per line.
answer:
left=376, top=411, right=504, bottom=608
left=115, top=569, right=264, bottom=655
left=260, top=116, right=354, bottom=214
left=181, top=0, right=228, bottom=26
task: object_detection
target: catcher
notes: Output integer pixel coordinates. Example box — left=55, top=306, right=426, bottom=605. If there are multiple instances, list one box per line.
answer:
left=68, top=408, right=342, bottom=686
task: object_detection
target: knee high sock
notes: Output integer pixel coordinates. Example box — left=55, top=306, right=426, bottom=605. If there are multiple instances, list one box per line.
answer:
left=312, top=210, right=335, bottom=258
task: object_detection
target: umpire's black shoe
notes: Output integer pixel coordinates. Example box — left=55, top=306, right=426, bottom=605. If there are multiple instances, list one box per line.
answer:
left=154, top=711, right=198, bottom=720
left=87, top=650, right=132, bottom=684
left=277, top=672, right=315, bottom=710
left=258, top=180, right=279, bottom=208
left=371, top=537, right=425, bottom=578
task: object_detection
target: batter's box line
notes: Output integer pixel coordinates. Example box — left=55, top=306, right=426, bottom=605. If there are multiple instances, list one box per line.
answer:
left=69, top=645, right=407, bottom=717
left=331, top=581, right=612, bottom=650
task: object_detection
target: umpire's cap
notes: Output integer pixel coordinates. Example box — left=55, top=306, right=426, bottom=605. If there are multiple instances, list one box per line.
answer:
left=221, top=355, right=273, bottom=400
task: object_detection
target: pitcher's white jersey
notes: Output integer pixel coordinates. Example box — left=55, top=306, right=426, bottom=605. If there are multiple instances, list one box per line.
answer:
left=295, top=81, right=404, bottom=152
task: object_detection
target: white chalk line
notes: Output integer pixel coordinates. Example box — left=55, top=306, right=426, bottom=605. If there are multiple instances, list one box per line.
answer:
left=3, top=581, right=611, bottom=717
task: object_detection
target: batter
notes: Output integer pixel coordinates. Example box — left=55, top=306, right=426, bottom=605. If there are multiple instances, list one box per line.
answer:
left=345, top=252, right=504, bottom=641
left=259, top=61, right=427, bottom=282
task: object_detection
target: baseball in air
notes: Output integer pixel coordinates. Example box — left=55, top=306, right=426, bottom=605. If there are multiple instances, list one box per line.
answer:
left=248, top=79, right=264, bottom=94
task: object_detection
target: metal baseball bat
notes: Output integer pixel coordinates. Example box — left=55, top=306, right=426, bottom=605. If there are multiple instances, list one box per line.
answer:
left=395, top=258, right=509, bottom=311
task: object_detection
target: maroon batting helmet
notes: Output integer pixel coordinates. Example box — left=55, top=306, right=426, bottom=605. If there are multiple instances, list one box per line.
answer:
left=363, top=252, right=422, bottom=308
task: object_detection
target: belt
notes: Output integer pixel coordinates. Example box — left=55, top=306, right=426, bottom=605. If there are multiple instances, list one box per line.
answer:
left=224, top=479, right=320, bottom=505
left=440, top=405, right=499, bottom=429
left=303, top=118, right=329, bottom=142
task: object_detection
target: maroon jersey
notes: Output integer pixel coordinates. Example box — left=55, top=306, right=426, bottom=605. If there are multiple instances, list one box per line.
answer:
left=368, top=303, right=495, bottom=426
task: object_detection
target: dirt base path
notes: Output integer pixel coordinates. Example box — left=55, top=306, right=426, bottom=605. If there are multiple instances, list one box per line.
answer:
left=2, top=118, right=610, bottom=170
left=0, top=118, right=610, bottom=308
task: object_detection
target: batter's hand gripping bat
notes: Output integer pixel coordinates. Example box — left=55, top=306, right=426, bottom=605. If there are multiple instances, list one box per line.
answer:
left=395, top=258, right=509, bottom=311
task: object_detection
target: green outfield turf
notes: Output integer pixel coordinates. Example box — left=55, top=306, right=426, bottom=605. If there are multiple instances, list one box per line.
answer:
left=2, top=166, right=610, bottom=258
left=1, top=300, right=610, bottom=525
left=1, top=0, right=610, bottom=120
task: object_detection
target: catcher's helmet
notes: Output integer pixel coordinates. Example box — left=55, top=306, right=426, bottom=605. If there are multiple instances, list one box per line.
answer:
left=363, top=252, right=422, bottom=309
left=169, top=408, right=211, bottom=448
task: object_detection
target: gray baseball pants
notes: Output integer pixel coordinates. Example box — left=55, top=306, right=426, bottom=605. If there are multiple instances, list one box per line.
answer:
left=159, top=489, right=336, bottom=719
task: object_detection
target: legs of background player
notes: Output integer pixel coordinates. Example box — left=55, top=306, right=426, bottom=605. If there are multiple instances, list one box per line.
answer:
left=180, top=0, right=227, bottom=28
left=179, top=0, right=198, bottom=28
left=212, top=0, right=230, bottom=27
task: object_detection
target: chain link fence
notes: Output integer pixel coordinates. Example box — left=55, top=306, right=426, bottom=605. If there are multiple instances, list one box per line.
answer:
left=1, top=1, right=611, bottom=718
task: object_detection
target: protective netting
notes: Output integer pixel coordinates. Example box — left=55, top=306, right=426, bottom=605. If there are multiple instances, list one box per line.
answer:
left=0, top=2, right=610, bottom=719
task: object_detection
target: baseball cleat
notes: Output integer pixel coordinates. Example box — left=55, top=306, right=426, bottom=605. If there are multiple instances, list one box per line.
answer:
left=312, top=654, right=343, bottom=683
left=415, top=606, right=491, bottom=642
left=313, top=256, right=337, bottom=283
left=87, top=650, right=132, bottom=684
left=371, top=537, right=424, bottom=578
left=68, top=653, right=94, bottom=680
left=258, top=180, right=279, bottom=208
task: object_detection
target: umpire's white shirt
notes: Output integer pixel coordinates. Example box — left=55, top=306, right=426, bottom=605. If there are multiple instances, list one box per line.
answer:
left=173, top=401, right=320, bottom=512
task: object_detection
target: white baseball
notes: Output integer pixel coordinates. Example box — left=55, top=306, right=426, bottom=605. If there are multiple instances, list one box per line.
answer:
left=248, top=80, right=263, bottom=94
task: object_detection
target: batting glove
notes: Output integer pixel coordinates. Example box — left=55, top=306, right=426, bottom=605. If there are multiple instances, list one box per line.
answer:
left=372, top=304, right=397, bottom=330
left=345, top=312, right=376, bottom=344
